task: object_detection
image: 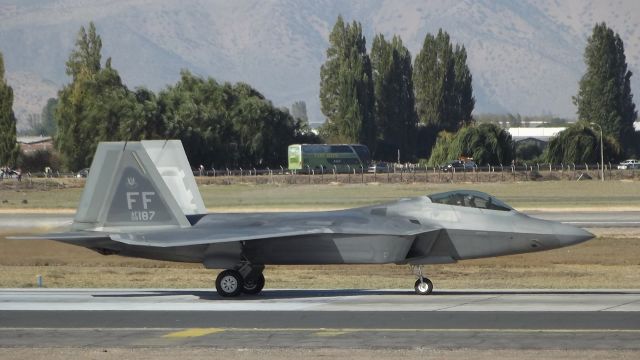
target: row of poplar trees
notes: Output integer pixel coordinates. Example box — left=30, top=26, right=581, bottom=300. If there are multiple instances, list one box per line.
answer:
left=53, top=23, right=315, bottom=171
left=0, top=53, right=20, bottom=167
left=319, top=16, right=475, bottom=162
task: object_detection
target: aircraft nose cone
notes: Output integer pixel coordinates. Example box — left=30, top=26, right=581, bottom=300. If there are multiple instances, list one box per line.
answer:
left=553, top=223, right=594, bottom=246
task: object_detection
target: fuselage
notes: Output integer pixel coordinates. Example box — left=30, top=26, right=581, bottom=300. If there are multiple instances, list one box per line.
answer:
left=73, top=194, right=593, bottom=268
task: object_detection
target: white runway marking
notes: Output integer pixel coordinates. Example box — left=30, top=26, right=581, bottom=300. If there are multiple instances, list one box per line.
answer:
left=1, top=289, right=639, bottom=312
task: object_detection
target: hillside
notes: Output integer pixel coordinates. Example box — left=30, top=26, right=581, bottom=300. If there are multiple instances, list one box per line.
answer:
left=1, top=0, right=639, bottom=129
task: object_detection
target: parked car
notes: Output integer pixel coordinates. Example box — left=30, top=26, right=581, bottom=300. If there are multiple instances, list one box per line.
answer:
left=442, top=160, right=476, bottom=172
left=76, top=168, right=90, bottom=178
left=617, top=159, right=640, bottom=170
left=368, top=162, right=390, bottom=173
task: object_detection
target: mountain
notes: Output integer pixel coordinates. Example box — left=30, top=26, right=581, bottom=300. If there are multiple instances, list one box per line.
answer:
left=1, top=0, right=639, bottom=130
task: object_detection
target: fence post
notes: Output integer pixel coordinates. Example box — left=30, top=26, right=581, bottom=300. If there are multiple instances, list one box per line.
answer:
left=334, top=166, right=337, bottom=182
left=320, top=165, right=324, bottom=184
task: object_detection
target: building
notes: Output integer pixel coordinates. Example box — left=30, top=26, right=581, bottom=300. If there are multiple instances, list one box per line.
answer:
left=17, top=136, right=53, bottom=153
left=507, top=127, right=566, bottom=143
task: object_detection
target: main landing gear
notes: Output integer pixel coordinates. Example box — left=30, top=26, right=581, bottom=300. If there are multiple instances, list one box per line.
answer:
left=215, top=263, right=265, bottom=297
left=412, top=265, right=434, bottom=295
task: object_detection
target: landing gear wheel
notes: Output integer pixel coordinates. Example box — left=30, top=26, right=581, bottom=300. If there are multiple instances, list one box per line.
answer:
left=414, top=277, right=433, bottom=295
left=242, top=273, right=265, bottom=295
left=216, top=269, right=243, bottom=297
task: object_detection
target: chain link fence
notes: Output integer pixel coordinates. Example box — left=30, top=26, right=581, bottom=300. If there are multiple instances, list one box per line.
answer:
left=1, top=163, right=637, bottom=191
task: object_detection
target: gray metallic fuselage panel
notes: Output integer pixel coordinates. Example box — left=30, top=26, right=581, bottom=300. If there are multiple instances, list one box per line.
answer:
left=71, top=196, right=592, bottom=268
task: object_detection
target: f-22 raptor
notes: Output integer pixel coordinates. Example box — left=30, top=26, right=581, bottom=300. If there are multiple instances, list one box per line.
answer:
left=13, top=140, right=594, bottom=297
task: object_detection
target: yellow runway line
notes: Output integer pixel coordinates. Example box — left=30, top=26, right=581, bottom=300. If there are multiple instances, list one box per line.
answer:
left=163, top=328, right=225, bottom=338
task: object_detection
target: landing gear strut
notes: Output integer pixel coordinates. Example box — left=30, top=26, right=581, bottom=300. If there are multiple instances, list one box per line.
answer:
left=215, top=263, right=265, bottom=297
left=411, top=265, right=434, bottom=295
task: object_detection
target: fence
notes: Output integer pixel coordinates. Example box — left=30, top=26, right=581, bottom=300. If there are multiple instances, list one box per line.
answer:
left=192, top=163, right=638, bottom=185
left=1, top=163, right=637, bottom=190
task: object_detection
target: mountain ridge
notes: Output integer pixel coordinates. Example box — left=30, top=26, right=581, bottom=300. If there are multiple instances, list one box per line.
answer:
left=1, top=0, right=639, bottom=130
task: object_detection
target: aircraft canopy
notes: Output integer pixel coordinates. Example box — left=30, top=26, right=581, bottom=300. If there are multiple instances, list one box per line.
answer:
left=427, top=190, right=513, bottom=211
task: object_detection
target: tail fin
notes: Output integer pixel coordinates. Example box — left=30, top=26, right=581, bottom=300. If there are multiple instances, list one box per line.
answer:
left=73, top=140, right=206, bottom=231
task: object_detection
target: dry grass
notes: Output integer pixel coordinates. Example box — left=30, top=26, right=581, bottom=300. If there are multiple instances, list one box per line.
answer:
left=2, top=229, right=639, bottom=289
left=1, top=180, right=640, bottom=211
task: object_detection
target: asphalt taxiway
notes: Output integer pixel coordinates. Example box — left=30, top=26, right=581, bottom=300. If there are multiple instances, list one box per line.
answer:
left=1, top=289, right=639, bottom=350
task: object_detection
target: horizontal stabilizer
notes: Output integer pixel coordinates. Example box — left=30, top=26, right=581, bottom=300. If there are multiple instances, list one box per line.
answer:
left=7, top=232, right=111, bottom=242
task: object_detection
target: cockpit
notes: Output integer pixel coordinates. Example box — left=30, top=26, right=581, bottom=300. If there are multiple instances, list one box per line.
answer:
left=427, top=190, right=513, bottom=212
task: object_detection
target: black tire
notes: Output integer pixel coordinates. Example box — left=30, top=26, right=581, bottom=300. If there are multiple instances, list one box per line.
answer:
left=242, top=273, right=265, bottom=295
left=216, top=269, right=243, bottom=297
left=414, top=277, right=434, bottom=295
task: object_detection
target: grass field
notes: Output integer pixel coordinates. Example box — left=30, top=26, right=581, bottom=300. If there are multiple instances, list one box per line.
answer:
left=1, top=179, right=640, bottom=211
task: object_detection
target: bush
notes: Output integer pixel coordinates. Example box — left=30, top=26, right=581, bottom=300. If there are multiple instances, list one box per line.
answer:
left=17, top=150, right=62, bottom=173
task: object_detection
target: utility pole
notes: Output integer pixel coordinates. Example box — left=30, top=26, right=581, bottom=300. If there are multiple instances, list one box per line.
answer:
left=590, top=122, right=604, bottom=182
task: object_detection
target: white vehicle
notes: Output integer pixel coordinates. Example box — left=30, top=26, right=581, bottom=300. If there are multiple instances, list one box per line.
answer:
left=617, top=159, right=640, bottom=170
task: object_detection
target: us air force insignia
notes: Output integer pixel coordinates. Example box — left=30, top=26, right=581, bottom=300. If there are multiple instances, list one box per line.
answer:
left=126, top=177, right=137, bottom=189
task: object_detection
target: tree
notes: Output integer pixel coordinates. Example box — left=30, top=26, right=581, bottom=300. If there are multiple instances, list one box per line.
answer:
left=24, top=98, right=58, bottom=136
left=56, top=23, right=138, bottom=170
left=414, top=29, right=474, bottom=132
left=40, top=98, right=58, bottom=136
left=414, top=30, right=454, bottom=131
left=65, top=22, right=102, bottom=81
left=545, top=123, right=620, bottom=164
left=370, top=34, right=417, bottom=162
left=428, top=123, right=512, bottom=166
left=119, top=87, right=163, bottom=141
left=158, top=71, right=314, bottom=168
left=0, top=52, right=20, bottom=167
left=291, top=101, right=309, bottom=125
left=319, top=16, right=376, bottom=150
left=573, top=22, right=637, bottom=156
left=452, top=45, right=475, bottom=126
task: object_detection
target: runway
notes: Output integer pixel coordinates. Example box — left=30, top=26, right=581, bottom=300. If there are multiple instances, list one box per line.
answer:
left=1, top=289, right=640, bottom=350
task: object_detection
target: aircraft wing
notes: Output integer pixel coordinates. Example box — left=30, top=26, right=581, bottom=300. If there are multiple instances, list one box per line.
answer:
left=8, top=232, right=111, bottom=242
left=109, top=212, right=439, bottom=248
left=9, top=212, right=441, bottom=248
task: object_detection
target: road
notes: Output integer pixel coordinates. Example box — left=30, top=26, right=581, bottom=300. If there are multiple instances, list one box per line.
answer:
left=1, top=289, right=639, bottom=350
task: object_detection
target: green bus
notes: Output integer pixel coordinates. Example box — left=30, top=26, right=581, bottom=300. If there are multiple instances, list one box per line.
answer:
left=288, top=144, right=371, bottom=172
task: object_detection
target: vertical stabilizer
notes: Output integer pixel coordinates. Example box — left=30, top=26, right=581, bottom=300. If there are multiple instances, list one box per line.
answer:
left=141, top=140, right=206, bottom=216
left=73, top=140, right=205, bottom=231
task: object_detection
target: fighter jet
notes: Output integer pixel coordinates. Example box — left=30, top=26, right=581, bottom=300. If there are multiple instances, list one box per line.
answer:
left=12, top=140, right=594, bottom=297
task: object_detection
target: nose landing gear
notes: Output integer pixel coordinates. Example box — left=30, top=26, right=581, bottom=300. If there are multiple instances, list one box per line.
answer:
left=412, top=265, right=434, bottom=295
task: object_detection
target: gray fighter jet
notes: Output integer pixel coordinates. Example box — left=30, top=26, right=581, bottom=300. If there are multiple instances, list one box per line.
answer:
left=12, top=140, right=594, bottom=297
